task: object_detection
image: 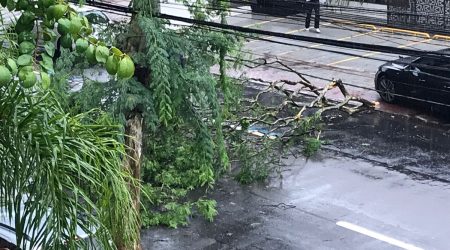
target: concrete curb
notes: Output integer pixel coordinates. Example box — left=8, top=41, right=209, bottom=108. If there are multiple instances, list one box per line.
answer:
left=332, top=19, right=450, bottom=42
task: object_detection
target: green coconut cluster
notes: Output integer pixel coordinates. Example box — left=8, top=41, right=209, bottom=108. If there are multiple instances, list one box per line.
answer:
left=0, top=0, right=135, bottom=89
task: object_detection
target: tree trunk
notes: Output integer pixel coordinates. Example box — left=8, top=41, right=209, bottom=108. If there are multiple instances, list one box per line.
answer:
left=119, top=113, right=143, bottom=250
left=115, top=5, right=155, bottom=249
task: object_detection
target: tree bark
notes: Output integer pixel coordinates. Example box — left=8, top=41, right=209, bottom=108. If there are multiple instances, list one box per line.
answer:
left=119, top=113, right=143, bottom=250
left=116, top=7, right=154, bottom=249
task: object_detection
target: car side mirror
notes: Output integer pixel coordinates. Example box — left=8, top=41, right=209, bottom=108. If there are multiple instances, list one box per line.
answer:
left=410, top=65, right=420, bottom=76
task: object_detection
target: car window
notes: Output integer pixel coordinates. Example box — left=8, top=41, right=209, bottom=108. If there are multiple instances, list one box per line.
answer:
left=414, top=57, right=435, bottom=66
left=414, top=56, right=450, bottom=78
left=414, top=56, right=449, bottom=74
left=431, top=58, right=450, bottom=78
left=415, top=56, right=450, bottom=67
left=433, top=58, right=450, bottom=68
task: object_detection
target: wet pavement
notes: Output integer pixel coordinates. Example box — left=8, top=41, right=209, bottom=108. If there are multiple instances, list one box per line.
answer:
left=84, top=3, right=450, bottom=249
left=98, top=1, right=450, bottom=120
left=141, top=108, right=450, bottom=250
left=223, top=8, right=450, bottom=118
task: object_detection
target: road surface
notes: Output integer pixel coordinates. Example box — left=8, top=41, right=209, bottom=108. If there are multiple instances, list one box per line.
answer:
left=224, top=6, right=450, bottom=118
left=64, top=2, right=450, bottom=249
left=143, top=107, right=450, bottom=250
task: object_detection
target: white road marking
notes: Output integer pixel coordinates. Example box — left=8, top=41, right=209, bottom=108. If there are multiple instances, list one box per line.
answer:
left=336, top=221, right=424, bottom=250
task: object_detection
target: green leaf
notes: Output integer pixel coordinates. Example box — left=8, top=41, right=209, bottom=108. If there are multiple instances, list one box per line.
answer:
left=17, top=11, right=35, bottom=26
left=40, top=72, right=51, bottom=89
left=75, top=38, right=88, bottom=53
left=44, top=42, right=55, bottom=57
left=81, top=16, right=89, bottom=26
left=110, top=47, right=123, bottom=57
left=17, top=55, right=33, bottom=66
left=6, top=0, right=15, bottom=11
left=20, top=70, right=37, bottom=88
left=19, top=41, right=35, bottom=55
left=18, top=31, right=35, bottom=43
left=0, top=66, right=12, bottom=86
left=88, top=37, right=98, bottom=45
left=43, top=28, right=57, bottom=42
left=81, top=26, right=93, bottom=36
left=41, top=0, right=54, bottom=8
left=6, top=58, right=18, bottom=75
left=95, top=45, right=109, bottom=64
left=18, top=66, right=33, bottom=81
left=69, top=16, right=83, bottom=35
left=97, top=41, right=107, bottom=47
left=40, top=53, right=54, bottom=73
left=57, top=18, right=71, bottom=35
left=53, top=4, right=68, bottom=20
left=60, top=33, right=73, bottom=49
left=105, top=55, right=119, bottom=75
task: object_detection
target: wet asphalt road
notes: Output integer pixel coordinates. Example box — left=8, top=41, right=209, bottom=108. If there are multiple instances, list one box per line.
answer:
left=78, top=3, right=450, bottom=249
left=223, top=5, right=450, bottom=118
left=141, top=7, right=450, bottom=249
left=142, top=100, right=450, bottom=249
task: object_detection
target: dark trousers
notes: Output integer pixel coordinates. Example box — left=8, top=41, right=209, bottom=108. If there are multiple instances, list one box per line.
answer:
left=305, top=1, right=320, bottom=29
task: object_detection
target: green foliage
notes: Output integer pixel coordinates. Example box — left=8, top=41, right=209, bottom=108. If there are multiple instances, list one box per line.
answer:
left=131, top=17, right=245, bottom=226
left=70, top=14, right=244, bottom=227
left=0, top=82, right=139, bottom=249
left=227, top=97, right=324, bottom=184
left=233, top=137, right=276, bottom=184
left=0, top=0, right=134, bottom=91
left=142, top=202, right=192, bottom=228
left=303, top=137, right=322, bottom=157
left=196, top=199, right=218, bottom=222
left=0, top=2, right=141, bottom=249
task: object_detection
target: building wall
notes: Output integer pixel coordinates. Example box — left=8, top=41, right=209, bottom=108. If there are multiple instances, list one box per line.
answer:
left=387, top=0, right=450, bottom=33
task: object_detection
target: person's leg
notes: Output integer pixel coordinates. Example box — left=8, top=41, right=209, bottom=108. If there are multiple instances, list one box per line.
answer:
left=313, top=3, right=320, bottom=29
left=305, top=3, right=312, bottom=29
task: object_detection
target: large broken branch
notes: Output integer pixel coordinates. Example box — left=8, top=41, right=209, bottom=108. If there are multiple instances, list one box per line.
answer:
left=222, top=58, right=377, bottom=179
left=244, top=58, right=375, bottom=112
left=222, top=57, right=376, bottom=145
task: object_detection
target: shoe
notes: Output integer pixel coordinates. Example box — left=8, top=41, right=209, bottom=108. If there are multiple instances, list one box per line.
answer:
left=315, top=28, right=321, bottom=33
left=305, top=28, right=310, bottom=32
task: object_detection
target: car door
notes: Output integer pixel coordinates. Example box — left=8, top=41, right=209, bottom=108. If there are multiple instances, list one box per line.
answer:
left=390, top=59, right=422, bottom=100
left=419, top=57, right=450, bottom=106
left=407, top=56, right=436, bottom=101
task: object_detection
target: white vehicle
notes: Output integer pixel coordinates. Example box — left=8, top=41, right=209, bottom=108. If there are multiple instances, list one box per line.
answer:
left=0, top=205, right=101, bottom=250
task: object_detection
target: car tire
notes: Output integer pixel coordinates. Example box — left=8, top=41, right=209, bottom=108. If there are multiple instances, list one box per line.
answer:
left=376, top=75, right=397, bottom=103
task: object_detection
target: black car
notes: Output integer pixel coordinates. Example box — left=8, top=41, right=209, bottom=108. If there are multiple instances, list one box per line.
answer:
left=375, top=49, right=450, bottom=108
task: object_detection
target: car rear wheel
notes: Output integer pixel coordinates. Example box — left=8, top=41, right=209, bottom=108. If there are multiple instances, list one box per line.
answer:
left=376, top=75, right=396, bottom=103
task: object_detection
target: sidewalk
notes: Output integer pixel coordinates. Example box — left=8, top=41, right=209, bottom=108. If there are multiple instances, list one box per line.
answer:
left=322, top=1, right=387, bottom=25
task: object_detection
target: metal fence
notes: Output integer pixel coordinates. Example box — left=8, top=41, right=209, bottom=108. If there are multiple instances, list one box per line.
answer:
left=387, top=0, right=450, bottom=34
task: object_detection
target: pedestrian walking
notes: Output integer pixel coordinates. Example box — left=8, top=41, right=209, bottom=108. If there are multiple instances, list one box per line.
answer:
left=305, top=0, right=321, bottom=33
